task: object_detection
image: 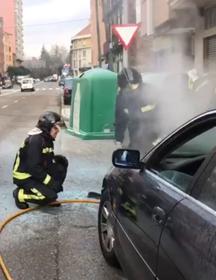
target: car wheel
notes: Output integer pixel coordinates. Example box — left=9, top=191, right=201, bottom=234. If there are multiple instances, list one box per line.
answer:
left=21, top=89, right=24, bottom=92
left=98, top=190, right=119, bottom=267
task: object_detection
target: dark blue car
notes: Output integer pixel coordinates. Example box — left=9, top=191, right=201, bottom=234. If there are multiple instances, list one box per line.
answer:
left=98, top=110, right=216, bottom=280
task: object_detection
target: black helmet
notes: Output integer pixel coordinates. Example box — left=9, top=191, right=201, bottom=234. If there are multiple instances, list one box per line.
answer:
left=118, top=68, right=142, bottom=89
left=37, top=111, right=62, bottom=133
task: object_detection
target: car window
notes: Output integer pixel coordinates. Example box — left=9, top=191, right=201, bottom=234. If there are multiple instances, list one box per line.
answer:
left=151, top=126, right=216, bottom=192
left=172, top=127, right=216, bottom=156
left=198, top=165, right=216, bottom=211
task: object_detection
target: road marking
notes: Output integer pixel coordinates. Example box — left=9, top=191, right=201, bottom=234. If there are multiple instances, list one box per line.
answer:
left=49, top=88, right=52, bottom=90
left=42, top=88, right=46, bottom=90
left=2, top=105, right=8, bottom=109
left=14, top=100, right=18, bottom=103
left=36, top=89, right=40, bottom=91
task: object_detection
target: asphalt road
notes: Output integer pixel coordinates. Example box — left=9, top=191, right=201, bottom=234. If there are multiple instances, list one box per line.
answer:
left=0, top=82, right=125, bottom=280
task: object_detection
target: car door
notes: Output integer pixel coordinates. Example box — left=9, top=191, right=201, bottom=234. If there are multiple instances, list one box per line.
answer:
left=155, top=146, right=216, bottom=280
left=156, top=193, right=216, bottom=280
left=112, top=168, right=159, bottom=280
left=113, top=112, right=216, bottom=280
left=113, top=165, right=187, bottom=280
left=146, top=117, right=216, bottom=279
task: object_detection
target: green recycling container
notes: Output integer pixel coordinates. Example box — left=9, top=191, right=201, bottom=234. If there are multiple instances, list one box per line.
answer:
left=68, top=68, right=117, bottom=140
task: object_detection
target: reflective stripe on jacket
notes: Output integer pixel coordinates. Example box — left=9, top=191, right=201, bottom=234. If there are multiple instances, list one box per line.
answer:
left=13, top=132, right=54, bottom=185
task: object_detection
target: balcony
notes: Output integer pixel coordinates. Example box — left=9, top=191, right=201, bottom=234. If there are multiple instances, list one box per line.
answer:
left=169, top=0, right=215, bottom=9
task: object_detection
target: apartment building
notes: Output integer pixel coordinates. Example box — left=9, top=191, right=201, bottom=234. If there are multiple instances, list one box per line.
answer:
left=3, top=32, right=13, bottom=72
left=0, top=0, right=24, bottom=62
left=15, top=0, right=24, bottom=60
left=169, top=0, right=216, bottom=73
left=0, top=18, right=4, bottom=74
left=70, top=24, right=92, bottom=74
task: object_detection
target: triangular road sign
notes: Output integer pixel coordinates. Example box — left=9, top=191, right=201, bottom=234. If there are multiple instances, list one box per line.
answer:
left=112, top=24, right=140, bottom=50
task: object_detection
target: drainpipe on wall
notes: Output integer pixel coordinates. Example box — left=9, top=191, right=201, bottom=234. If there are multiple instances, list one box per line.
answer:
left=147, top=0, right=154, bottom=35
left=95, top=0, right=102, bottom=67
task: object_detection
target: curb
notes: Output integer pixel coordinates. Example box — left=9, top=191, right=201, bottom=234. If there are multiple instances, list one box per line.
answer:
left=60, top=96, right=70, bottom=128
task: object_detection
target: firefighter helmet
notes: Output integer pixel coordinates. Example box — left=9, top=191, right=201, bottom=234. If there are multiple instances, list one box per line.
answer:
left=37, top=111, right=62, bottom=133
left=118, top=68, right=142, bottom=89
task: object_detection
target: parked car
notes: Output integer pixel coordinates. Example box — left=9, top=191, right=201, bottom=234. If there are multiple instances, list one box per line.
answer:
left=63, top=77, right=73, bottom=105
left=20, top=78, right=35, bottom=92
left=98, top=110, right=216, bottom=280
left=50, top=74, right=58, bottom=82
left=34, top=78, right=40, bottom=83
left=2, top=79, right=13, bottom=89
left=59, top=75, right=65, bottom=87
left=44, top=76, right=52, bottom=82
left=17, top=75, right=30, bottom=85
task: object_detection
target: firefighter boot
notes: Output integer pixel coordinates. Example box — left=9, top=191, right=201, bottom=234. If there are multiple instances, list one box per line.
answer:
left=13, top=189, right=29, bottom=209
left=48, top=200, right=62, bottom=207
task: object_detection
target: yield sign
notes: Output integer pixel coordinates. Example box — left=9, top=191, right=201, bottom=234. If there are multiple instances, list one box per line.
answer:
left=112, top=24, right=140, bottom=50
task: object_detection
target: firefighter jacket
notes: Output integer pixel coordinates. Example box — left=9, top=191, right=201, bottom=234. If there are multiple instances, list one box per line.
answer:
left=13, top=128, right=55, bottom=186
left=123, top=84, right=158, bottom=129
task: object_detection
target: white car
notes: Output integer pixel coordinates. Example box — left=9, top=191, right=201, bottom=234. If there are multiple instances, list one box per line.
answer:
left=21, top=78, right=35, bottom=92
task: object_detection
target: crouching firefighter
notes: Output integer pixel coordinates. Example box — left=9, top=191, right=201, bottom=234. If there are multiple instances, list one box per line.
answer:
left=12, top=111, right=68, bottom=209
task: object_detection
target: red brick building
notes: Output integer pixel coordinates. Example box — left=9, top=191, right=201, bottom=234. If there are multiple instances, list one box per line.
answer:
left=90, top=0, right=107, bottom=66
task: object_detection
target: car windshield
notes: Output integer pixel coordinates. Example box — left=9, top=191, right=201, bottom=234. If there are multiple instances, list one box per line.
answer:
left=170, top=127, right=216, bottom=157
left=22, top=79, right=32, bottom=84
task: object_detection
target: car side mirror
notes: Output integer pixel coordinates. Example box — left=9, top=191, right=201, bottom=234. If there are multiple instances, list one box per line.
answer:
left=112, top=149, right=142, bottom=169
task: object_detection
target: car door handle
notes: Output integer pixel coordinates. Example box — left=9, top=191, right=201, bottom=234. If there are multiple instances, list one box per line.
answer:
left=152, top=206, right=166, bottom=225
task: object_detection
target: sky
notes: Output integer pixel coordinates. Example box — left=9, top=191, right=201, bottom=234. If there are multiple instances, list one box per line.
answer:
left=23, top=0, right=90, bottom=58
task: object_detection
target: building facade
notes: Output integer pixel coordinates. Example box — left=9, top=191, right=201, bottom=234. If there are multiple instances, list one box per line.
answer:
left=3, top=32, right=13, bottom=72
left=169, top=0, right=216, bottom=73
left=70, top=24, right=92, bottom=75
left=0, top=18, right=4, bottom=74
left=0, top=0, right=23, bottom=62
left=0, top=0, right=16, bottom=57
left=15, top=0, right=24, bottom=60
left=98, top=0, right=216, bottom=73
left=90, top=0, right=107, bottom=67
left=100, top=0, right=155, bottom=72
left=101, top=0, right=126, bottom=71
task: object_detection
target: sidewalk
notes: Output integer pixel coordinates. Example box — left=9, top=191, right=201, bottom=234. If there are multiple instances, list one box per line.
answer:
left=60, top=96, right=70, bottom=128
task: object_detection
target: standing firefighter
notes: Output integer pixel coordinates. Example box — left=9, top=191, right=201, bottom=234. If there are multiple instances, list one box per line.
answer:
left=12, top=111, right=68, bottom=209
left=115, top=68, right=158, bottom=153
left=115, top=68, right=130, bottom=145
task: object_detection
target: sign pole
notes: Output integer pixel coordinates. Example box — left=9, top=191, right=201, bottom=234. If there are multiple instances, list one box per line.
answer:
left=123, top=49, right=128, bottom=68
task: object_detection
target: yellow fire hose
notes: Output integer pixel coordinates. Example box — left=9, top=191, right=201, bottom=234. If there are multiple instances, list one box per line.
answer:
left=0, top=199, right=100, bottom=280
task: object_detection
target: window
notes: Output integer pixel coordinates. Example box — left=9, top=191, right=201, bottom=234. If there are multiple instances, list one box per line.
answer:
left=205, top=6, right=216, bottom=29
left=83, top=50, right=86, bottom=57
left=152, top=126, right=216, bottom=192
left=198, top=165, right=216, bottom=211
